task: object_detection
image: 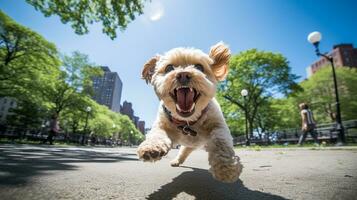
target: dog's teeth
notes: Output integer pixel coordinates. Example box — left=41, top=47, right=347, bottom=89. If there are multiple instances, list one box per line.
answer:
left=189, top=103, right=195, bottom=112
left=176, top=104, right=182, bottom=112
left=190, top=88, right=193, bottom=92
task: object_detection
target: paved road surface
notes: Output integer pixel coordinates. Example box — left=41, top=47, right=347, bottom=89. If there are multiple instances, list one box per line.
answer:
left=0, top=144, right=356, bottom=200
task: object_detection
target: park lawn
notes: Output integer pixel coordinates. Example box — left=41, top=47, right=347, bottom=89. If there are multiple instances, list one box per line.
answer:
left=235, top=143, right=357, bottom=151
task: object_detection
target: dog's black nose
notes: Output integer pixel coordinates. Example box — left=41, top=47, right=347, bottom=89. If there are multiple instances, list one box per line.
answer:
left=176, top=72, right=191, bottom=85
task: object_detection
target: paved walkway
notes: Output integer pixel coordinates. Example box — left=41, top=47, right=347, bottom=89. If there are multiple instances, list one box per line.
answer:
left=0, top=144, right=356, bottom=200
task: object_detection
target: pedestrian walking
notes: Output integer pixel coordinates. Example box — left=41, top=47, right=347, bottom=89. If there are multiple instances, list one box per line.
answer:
left=43, top=113, right=60, bottom=145
left=298, top=103, right=319, bottom=146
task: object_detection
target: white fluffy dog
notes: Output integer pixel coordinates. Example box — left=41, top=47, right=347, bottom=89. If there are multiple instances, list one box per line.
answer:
left=137, top=42, right=242, bottom=183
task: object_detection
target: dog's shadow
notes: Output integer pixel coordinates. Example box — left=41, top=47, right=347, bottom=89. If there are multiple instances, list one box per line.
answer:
left=147, top=166, right=287, bottom=200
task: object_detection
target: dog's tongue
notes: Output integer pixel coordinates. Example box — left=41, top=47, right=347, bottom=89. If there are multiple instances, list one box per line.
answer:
left=176, top=88, right=194, bottom=111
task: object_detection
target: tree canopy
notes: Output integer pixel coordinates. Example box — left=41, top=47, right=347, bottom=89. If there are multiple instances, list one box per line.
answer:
left=296, top=66, right=357, bottom=123
left=218, top=49, right=301, bottom=136
left=26, top=0, right=146, bottom=39
left=0, top=10, right=60, bottom=96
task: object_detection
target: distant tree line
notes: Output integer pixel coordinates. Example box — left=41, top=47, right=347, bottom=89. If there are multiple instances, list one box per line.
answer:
left=0, top=10, right=144, bottom=144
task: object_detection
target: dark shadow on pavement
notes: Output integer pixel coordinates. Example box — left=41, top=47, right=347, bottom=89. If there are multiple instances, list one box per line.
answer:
left=147, top=166, right=288, bottom=200
left=0, top=144, right=138, bottom=186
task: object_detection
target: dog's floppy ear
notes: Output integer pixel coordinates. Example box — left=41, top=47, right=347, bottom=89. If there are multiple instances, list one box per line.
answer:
left=142, top=55, right=160, bottom=84
left=209, top=42, right=231, bottom=81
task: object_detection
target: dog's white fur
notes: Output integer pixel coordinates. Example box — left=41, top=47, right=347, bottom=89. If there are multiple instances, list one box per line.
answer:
left=137, top=42, right=243, bottom=183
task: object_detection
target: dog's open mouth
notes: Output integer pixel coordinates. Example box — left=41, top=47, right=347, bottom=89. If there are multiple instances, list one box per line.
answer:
left=170, top=86, right=201, bottom=117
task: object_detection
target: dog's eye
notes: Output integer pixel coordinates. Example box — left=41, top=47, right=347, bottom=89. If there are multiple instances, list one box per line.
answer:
left=165, top=65, right=175, bottom=73
left=194, top=64, right=204, bottom=72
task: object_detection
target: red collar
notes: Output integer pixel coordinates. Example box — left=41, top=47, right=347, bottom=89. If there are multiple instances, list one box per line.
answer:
left=162, top=105, right=208, bottom=136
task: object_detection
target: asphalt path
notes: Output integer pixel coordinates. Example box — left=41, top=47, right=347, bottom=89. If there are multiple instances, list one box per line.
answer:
left=0, top=144, right=356, bottom=200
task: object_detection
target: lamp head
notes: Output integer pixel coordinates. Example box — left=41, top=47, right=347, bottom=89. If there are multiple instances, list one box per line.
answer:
left=86, top=106, right=92, bottom=112
left=241, top=89, right=248, bottom=97
left=307, top=31, right=322, bottom=45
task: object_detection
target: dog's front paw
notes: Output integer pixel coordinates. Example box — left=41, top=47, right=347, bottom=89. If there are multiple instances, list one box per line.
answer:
left=210, top=156, right=243, bottom=183
left=170, top=159, right=181, bottom=167
left=137, top=140, right=169, bottom=162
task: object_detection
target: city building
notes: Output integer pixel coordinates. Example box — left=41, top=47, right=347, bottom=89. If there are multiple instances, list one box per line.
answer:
left=120, top=101, right=134, bottom=120
left=133, top=116, right=139, bottom=127
left=120, top=101, right=145, bottom=133
left=306, top=44, right=357, bottom=77
left=0, top=97, right=17, bottom=123
left=137, top=121, right=145, bottom=134
left=92, top=66, right=123, bottom=112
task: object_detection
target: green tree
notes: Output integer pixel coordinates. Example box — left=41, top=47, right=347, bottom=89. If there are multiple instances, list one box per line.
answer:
left=6, top=98, right=47, bottom=136
left=39, top=51, right=103, bottom=139
left=0, top=11, right=143, bottom=145
left=297, top=66, right=357, bottom=123
left=269, top=98, right=300, bottom=129
left=61, top=51, right=103, bottom=95
left=87, top=103, right=143, bottom=144
left=218, top=49, right=301, bottom=137
left=0, top=10, right=60, bottom=96
left=26, top=0, right=146, bottom=39
left=0, top=11, right=62, bottom=133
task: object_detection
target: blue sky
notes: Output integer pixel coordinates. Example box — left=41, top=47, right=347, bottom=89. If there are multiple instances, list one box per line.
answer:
left=1, top=0, right=357, bottom=127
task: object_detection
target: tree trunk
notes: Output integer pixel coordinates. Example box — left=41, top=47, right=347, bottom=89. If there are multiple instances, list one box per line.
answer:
left=248, top=118, right=254, bottom=139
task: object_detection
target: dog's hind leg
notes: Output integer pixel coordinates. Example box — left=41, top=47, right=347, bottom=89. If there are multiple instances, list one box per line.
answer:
left=170, top=146, right=194, bottom=167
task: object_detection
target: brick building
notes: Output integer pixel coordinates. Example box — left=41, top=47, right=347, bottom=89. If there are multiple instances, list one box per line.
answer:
left=137, top=121, right=145, bottom=134
left=306, top=44, right=357, bottom=77
left=120, top=101, right=134, bottom=120
left=120, top=101, right=145, bottom=134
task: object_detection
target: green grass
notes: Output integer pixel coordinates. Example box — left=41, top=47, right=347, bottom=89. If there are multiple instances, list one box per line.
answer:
left=235, top=142, right=357, bottom=150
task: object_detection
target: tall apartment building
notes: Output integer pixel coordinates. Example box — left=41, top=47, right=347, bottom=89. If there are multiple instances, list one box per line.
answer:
left=92, top=66, right=123, bottom=112
left=306, top=44, right=357, bottom=77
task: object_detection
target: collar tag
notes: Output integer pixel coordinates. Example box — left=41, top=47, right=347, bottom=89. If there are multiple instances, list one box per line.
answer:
left=178, top=125, right=197, bottom=136
left=162, top=105, right=208, bottom=137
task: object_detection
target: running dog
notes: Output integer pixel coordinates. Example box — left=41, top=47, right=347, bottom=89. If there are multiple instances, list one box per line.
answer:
left=137, top=42, right=242, bottom=183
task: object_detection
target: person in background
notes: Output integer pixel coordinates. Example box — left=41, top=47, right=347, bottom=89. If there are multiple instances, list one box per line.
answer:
left=43, top=113, right=60, bottom=145
left=298, top=103, right=319, bottom=146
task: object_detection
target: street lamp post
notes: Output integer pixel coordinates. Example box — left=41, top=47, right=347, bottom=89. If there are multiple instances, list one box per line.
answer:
left=82, top=106, right=91, bottom=145
left=307, top=31, right=345, bottom=144
left=241, top=89, right=250, bottom=146
left=129, top=130, right=133, bottom=146
left=112, top=124, right=117, bottom=146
